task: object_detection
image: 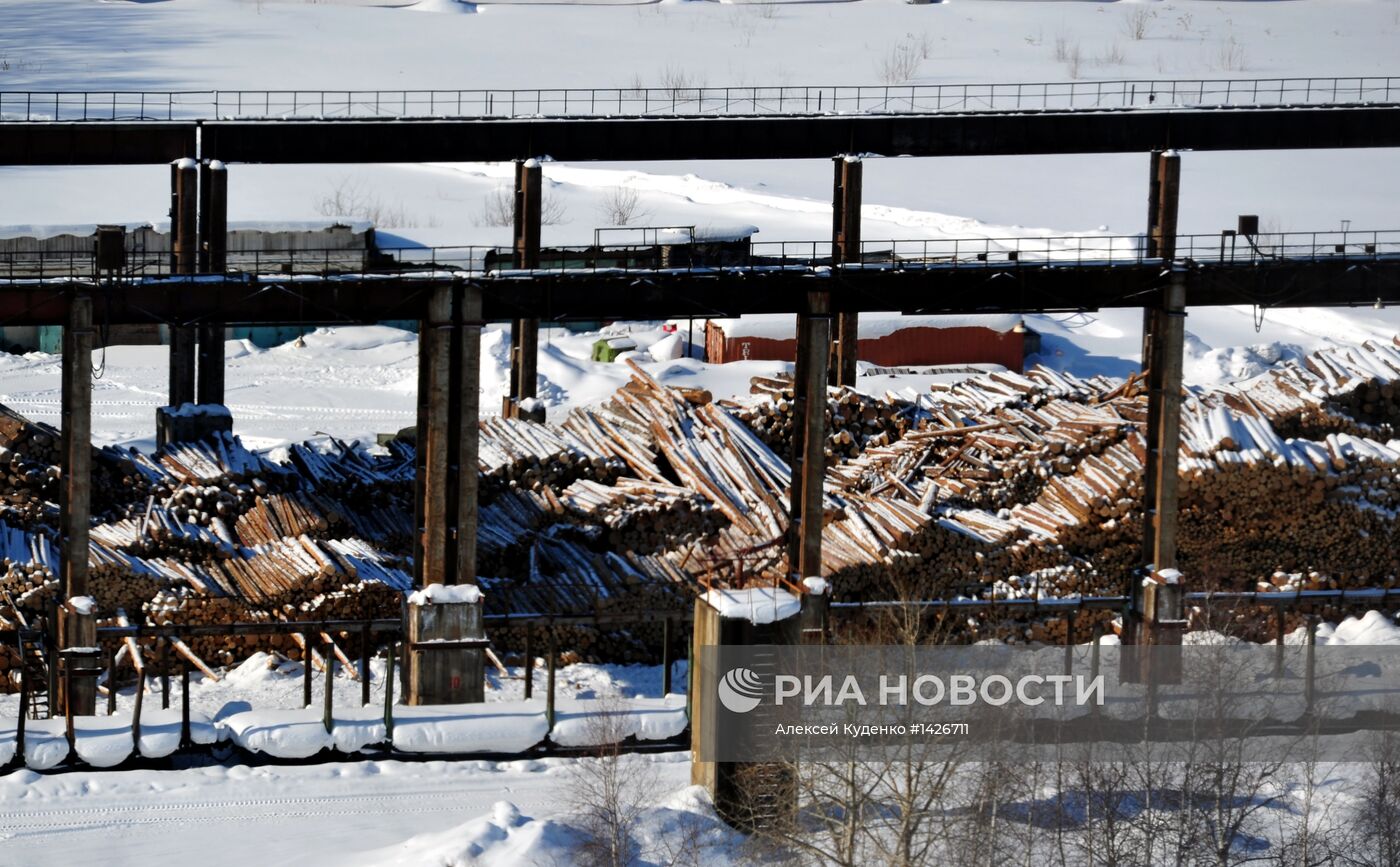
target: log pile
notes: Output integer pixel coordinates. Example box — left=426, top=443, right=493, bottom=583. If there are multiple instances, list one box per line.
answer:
left=557, top=478, right=727, bottom=553
left=727, top=376, right=927, bottom=464
left=478, top=416, right=625, bottom=499
left=8, top=335, right=1400, bottom=683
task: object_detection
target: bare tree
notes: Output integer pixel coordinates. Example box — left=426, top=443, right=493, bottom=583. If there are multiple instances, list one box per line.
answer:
left=598, top=186, right=649, bottom=227
left=1123, top=6, right=1154, bottom=41
left=876, top=41, right=921, bottom=85
left=566, top=700, right=660, bottom=867
left=475, top=183, right=568, bottom=228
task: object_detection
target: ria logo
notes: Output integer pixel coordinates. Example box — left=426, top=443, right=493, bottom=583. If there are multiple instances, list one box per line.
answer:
left=718, top=667, right=765, bottom=714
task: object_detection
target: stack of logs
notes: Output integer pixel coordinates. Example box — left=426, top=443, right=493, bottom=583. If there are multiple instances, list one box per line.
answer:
left=728, top=375, right=926, bottom=463
left=10, top=335, right=1400, bottom=685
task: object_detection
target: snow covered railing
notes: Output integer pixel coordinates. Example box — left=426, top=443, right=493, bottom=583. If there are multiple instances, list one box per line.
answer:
left=2, top=77, right=1398, bottom=122
left=6, top=231, right=1400, bottom=283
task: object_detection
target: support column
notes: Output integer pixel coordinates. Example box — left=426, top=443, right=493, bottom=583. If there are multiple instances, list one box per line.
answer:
left=159, top=159, right=199, bottom=449
left=1127, top=150, right=1186, bottom=679
left=456, top=282, right=483, bottom=586
left=408, top=280, right=486, bottom=705
left=830, top=156, right=861, bottom=388
left=1138, top=150, right=1180, bottom=572
left=505, top=159, right=542, bottom=421
left=788, top=290, right=831, bottom=581
left=420, top=283, right=454, bottom=589
left=196, top=160, right=228, bottom=406
left=60, top=293, right=96, bottom=717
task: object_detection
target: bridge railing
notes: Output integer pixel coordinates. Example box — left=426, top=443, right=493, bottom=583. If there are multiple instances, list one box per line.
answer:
left=2, top=77, right=1398, bottom=122
left=2, top=231, right=1397, bottom=282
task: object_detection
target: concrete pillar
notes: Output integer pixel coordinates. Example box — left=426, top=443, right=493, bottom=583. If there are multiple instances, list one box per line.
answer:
left=788, top=290, right=831, bottom=581
left=830, top=156, right=861, bottom=388
left=60, top=293, right=96, bottom=717
left=505, top=159, right=541, bottom=419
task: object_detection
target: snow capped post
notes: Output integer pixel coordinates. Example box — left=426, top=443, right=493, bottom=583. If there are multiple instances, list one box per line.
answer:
left=404, top=583, right=487, bottom=705
left=830, top=155, right=862, bottom=388
left=691, top=584, right=805, bottom=829
left=505, top=158, right=543, bottom=423
left=60, top=292, right=97, bottom=716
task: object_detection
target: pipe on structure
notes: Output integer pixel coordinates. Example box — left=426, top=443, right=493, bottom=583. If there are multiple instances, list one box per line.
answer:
left=505, top=159, right=541, bottom=420
left=789, top=289, right=832, bottom=580
left=196, top=160, right=228, bottom=406
left=60, top=292, right=96, bottom=716
left=830, top=156, right=862, bottom=388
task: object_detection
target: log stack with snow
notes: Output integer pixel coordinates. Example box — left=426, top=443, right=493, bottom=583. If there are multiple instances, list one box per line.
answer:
left=8, top=337, right=1400, bottom=686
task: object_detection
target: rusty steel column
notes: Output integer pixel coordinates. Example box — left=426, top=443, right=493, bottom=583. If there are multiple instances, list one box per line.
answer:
left=831, top=156, right=861, bottom=388
left=60, top=292, right=96, bottom=716
left=456, top=280, right=483, bottom=586
left=420, top=283, right=454, bottom=587
left=786, top=307, right=812, bottom=573
left=1127, top=150, right=1184, bottom=668
left=165, top=159, right=198, bottom=432
left=794, top=290, right=831, bottom=580
left=196, top=160, right=228, bottom=406
left=1149, top=269, right=1187, bottom=574
left=505, top=159, right=542, bottom=419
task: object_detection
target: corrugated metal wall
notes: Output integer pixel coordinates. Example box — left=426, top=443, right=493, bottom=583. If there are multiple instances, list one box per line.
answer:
left=706, top=323, right=1025, bottom=371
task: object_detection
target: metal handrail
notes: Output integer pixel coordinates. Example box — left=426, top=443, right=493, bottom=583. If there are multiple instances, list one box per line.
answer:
left=1, top=77, right=1397, bottom=122
left=3, top=230, right=1397, bottom=282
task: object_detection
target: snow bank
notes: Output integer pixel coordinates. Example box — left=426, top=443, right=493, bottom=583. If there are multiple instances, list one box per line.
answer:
left=702, top=587, right=800, bottom=624
left=390, top=700, right=549, bottom=754
left=709, top=312, right=1024, bottom=340
left=407, top=582, right=484, bottom=605
left=549, top=695, right=688, bottom=747
left=220, top=709, right=334, bottom=759
left=1317, top=610, right=1400, bottom=646
left=137, top=709, right=220, bottom=757
left=22, top=720, right=71, bottom=770
left=365, top=800, right=581, bottom=867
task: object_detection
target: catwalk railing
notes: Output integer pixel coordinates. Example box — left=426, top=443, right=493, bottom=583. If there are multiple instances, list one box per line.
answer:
left=3, top=229, right=1398, bottom=282
left=1, top=607, right=691, bottom=770
left=1, top=77, right=1398, bottom=122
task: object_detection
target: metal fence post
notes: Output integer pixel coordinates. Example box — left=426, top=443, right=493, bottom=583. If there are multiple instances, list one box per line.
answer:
left=180, top=654, right=191, bottom=748
left=384, top=642, right=396, bottom=746
left=302, top=635, right=313, bottom=708
left=323, top=639, right=335, bottom=736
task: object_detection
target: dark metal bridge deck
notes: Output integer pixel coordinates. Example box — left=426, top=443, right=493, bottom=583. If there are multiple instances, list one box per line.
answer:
left=4, top=76, right=1400, bottom=164
left=3, top=230, right=1398, bottom=325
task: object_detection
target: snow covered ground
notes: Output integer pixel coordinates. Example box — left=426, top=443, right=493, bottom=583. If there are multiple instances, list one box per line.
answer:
left=5, top=1, right=1400, bottom=446
left=5, top=0, right=1400, bottom=863
left=0, top=752, right=707, bottom=867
